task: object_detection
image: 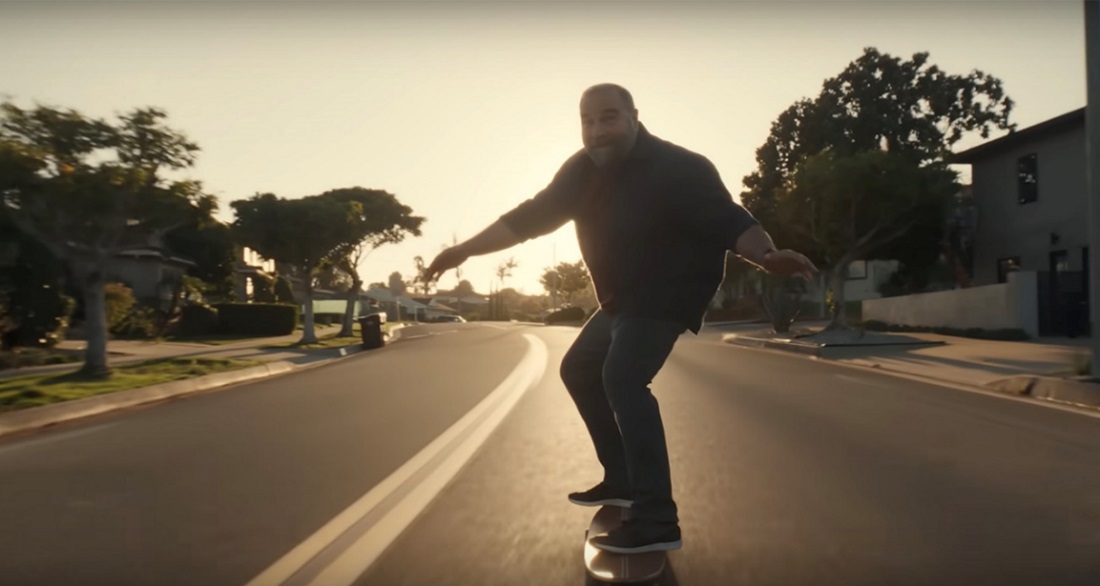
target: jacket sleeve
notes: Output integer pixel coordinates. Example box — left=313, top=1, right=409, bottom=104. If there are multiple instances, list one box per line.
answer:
left=498, top=153, right=583, bottom=242
left=677, top=153, right=761, bottom=251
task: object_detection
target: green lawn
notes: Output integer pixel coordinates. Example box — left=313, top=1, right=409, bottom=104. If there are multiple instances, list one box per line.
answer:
left=0, top=347, right=83, bottom=371
left=0, top=357, right=264, bottom=412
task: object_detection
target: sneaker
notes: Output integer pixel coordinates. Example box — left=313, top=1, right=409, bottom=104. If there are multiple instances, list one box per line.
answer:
left=567, top=482, right=633, bottom=507
left=589, top=519, right=682, bottom=554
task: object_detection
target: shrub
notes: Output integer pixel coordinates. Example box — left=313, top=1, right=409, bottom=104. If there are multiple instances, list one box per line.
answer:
left=274, top=276, right=296, bottom=304
left=174, top=304, right=219, bottom=337
left=545, top=306, right=586, bottom=324
left=105, top=283, right=137, bottom=334
left=111, top=305, right=159, bottom=339
left=214, top=303, right=298, bottom=336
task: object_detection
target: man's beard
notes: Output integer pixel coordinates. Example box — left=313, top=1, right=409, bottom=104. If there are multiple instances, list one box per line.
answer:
left=586, top=142, right=629, bottom=167
left=585, top=130, right=636, bottom=167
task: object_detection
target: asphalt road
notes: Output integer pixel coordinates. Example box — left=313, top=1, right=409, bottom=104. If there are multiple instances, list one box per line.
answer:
left=0, top=322, right=1098, bottom=586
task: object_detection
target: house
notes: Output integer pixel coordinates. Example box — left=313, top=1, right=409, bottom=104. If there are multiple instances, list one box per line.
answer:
left=362, top=288, right=430, bottom=322
left=430, top=294, right=489, bottom=318
left=233, top=246, right=276, bottom=302
left=950, top=107, right=1090, bottom=336
left=107, top=247, right=196, bottom=311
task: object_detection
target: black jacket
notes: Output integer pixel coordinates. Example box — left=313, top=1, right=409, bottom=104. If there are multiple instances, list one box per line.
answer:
left=499, top=124, right=760, bottom=333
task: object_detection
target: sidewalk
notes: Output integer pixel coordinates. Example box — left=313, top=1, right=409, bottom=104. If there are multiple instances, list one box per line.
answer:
left=2, top=324, right=361, bottom=380
left=0, top=324, right=412, bottom=439
left=721, top=324, right=1099, bottom=411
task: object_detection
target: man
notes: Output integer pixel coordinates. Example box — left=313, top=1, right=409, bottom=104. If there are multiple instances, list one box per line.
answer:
left=425, top=83, right=817, bottom=554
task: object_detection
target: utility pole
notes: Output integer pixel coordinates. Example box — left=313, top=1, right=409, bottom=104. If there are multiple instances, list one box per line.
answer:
left=1085, top=0, right=1100, bottom=375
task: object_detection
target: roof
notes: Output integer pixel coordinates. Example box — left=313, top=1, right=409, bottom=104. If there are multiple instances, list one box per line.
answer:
left=115, top=247, right=196, bottom=268
left=949, top=107, right=1085, bottom=164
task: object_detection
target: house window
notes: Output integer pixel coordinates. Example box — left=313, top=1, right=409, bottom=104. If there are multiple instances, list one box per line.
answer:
left=997, top=256, right=1020, bottom=283
left=1017, top=153, right=1038, bottom=204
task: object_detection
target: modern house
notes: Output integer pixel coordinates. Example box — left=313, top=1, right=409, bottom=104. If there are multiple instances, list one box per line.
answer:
left=950, top=107, right=1090, bottom=336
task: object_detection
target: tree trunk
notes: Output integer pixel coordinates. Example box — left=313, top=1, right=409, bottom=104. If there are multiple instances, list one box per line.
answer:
left=80, top=268, right=111, bottom=378
left=299, top=272, right=318, bottom=345
left=157, top=276, right=185, bottom=338
left=340, top=277, right=361, bottom=337
left=826, top=266, right=850, bottom=331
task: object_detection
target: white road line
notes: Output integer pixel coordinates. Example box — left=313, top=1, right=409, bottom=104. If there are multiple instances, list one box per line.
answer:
left=242, top=333, right=547, bottom=586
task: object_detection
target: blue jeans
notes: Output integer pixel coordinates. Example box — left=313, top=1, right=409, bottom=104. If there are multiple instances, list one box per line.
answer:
left=560, top=309, right=685, bottom=525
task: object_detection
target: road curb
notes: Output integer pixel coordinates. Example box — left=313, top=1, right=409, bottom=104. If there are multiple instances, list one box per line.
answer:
left=722, top=334, right=1100, bottom=414
left=0, top=339, right=388, bottom=440
left=721, top=334, right=823, bottom=356
left=985, top=375, right=1100, bottom=410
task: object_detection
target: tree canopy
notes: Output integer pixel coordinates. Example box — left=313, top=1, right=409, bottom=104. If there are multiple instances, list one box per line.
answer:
left=0, top=101, right=214, bottom=374
left=776, top=148, right=960, bottom=327
left=540, top=261, right=591, bottom=306
left=740, top=47, right=1015, bottom=268
left=230, top=193, right=365, bottom=343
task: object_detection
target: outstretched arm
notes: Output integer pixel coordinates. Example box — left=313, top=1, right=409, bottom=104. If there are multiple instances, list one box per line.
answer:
left=735, top=224, right=817, bottom=280
left=425, top=154, right=582, bottom=283
left=424, top=219, right=523, bottom=282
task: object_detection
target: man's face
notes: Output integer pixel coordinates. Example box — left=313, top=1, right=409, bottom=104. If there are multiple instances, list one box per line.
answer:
left=580, top=89, right=638, bottom=167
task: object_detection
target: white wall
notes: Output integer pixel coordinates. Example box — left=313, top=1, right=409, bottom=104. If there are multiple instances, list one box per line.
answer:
left=862, top=271, right=1039, bottom=337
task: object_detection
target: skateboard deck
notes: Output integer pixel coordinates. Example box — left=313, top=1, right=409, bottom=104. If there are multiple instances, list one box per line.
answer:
left=583, top=505, right=667, bottom=584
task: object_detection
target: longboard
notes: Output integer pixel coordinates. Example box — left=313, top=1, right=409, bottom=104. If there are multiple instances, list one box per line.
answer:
left=583, top=505, right=667, bottom=584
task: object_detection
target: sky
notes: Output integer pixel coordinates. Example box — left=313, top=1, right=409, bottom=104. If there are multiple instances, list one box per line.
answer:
left=0, top=0, right=1089, bottom=295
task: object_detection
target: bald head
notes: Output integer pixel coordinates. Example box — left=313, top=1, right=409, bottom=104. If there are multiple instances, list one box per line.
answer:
left=579, top=83, right=639, bottom=167
left=581, top=83, right=635, bottom=112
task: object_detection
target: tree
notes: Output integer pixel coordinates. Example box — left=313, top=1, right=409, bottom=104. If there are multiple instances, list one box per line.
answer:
left=230, top=193, right=364, bottom=344
left=0, top=210, right=75, bottom=348
left=496, top=257, right=518, bottom=288
left=319, top=187, right=423, bottom=336
left=452, top=279, right=475, bottom=298
left=0, top=101, right=213, bottom=376
left=540, top=261, right=591, bottom=306
left=314, top=261, right=353, bottom=293
left=412, top=256, right=434, bottom=297
left=387, top=272, right=407, bottom=297
left=775, top=148, right=960, bottom=329
left=489, top=257, right=519, bottom=320
left=0, top=290, right=16, bottom=350
left=163, top=219, right=236, bottom=301
left=741, top=47, right=1015, bottom=276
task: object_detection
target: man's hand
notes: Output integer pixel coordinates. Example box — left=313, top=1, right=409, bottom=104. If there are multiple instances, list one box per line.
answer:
left=424, top=246, right=470, bottom=282
left=762, top=249, right=818, bottom=281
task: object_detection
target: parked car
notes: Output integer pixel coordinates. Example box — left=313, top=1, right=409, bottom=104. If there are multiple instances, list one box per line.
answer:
left=434, top=315, right=466, bottom=323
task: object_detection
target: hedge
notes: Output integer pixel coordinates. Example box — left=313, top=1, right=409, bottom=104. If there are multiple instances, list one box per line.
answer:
left=545, top=306, right=586, bottom=324
left=214, top=303, right=299, bottom=336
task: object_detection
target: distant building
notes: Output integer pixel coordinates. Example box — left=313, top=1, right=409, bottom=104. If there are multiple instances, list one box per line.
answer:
left=950, top=107, right=1089, bottom=336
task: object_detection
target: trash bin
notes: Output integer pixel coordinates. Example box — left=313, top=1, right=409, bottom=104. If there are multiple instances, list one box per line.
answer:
left=357, top=312, right=386, bottom=349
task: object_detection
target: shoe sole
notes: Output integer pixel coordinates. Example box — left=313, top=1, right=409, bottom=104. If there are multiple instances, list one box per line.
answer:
left=568, top=496, right=633, bottom=507
left=591, top=539, right=682, bottom=554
